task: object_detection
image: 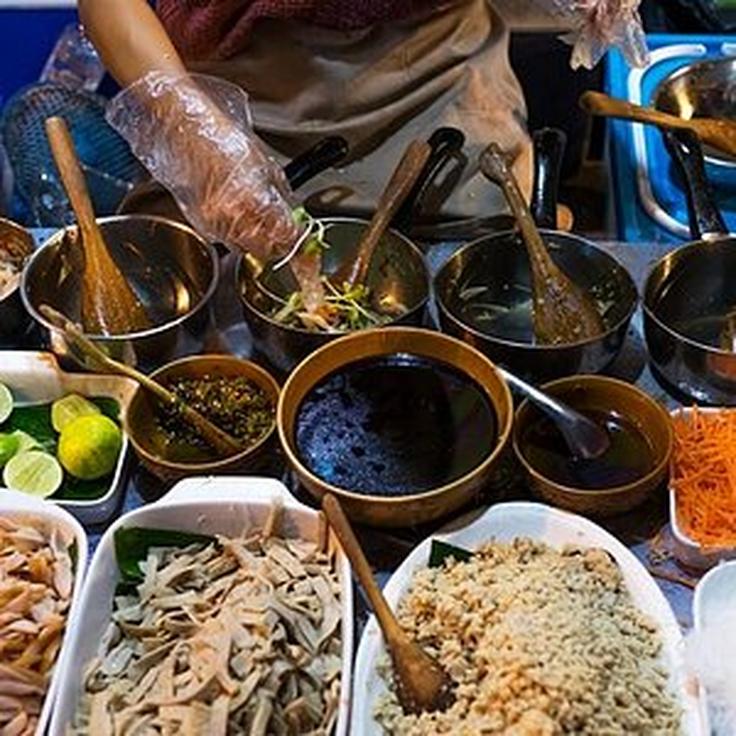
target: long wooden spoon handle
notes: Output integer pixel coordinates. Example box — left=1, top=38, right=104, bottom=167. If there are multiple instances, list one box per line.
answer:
left=580, top=91, right=691, bottom=131
left=45, top=117, right=99, bottom=240
left=348, top=139, right=432, bottom=286
left=322, top=494, right=404, bottom=642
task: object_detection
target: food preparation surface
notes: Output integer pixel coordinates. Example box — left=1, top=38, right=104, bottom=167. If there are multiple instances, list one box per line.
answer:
left=73, top=238, right=695, bottom=635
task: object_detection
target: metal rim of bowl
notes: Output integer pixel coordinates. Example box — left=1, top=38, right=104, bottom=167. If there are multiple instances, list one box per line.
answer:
left=512, top=374, right=674, bottom=498
left=434, top=230, right=640, bottom=351
left=20, top=214, right=220, bottom=340
left=234, top=216, right=431, bottom=335
left=277, top=325, right=515, bottom=508
left=125, top=354, right=280, bottom=473
left=0, top=217, right=35, bottom=300
left=653, top=57, right=736, bottom=171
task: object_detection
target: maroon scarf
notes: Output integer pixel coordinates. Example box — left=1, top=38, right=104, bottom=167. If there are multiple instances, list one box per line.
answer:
left=158, top=0, right=450, bottom=61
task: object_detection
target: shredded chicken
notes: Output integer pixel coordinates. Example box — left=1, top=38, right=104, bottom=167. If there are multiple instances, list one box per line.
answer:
left=376, top=539, right=681, bottom=735
left=0, top=515, right=75, bottom=736
left=69, top=506, right=342, bottom=735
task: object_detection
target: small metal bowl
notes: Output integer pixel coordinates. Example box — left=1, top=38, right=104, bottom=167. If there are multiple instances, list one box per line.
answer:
left=21, top=215, right=219, bottom=370
left=513, top=375, right=673, bottom=518
left=278, top=327, right=514, bottom=527
left=125, top=354, right=280, bottom=483
left=0, top=217, right=35, bottom=342
left=237, top=218, right=430, bottom=373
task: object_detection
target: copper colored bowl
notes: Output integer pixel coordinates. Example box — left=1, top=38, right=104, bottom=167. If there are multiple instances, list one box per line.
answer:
left=278, top=327, right=514, bottom=527
left=125, top=354, right=280, bottom=483
left=513, top=376, right=673, bottom=518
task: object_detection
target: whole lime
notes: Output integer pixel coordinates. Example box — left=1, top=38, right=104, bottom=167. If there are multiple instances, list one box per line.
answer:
left=0, top=432, right=19, bottom=467
left=58, top=415, right=123, bottom=480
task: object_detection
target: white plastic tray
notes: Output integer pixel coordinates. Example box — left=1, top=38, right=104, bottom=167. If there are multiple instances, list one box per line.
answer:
left=669, top=408, right=736, bottom=570
left=352, top=501, right=706, bottom=736
left=49, top=476, right=354, bottom=736
left=0, top=488, right=88, bottom=736
left=0, top=351, right=136, bottom=524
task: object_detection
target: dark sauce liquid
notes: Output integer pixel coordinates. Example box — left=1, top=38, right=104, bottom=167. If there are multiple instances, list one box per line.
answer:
left=520, top=409, right=655, bottom=490
left=295, top=354, right=498, bottom=496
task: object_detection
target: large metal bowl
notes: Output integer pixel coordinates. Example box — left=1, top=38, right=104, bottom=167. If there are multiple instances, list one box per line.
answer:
left=278, top=327, right=514, bottom=527
left=0, top=218, right=35, bottom=343
left=237, top=218, right=430, bottom=373
left=21, top=215, right=218, bottom=370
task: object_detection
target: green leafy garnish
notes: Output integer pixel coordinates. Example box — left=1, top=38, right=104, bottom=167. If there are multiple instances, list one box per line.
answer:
left=428, top=539, right=473, bottom=568
left=114, top=527, right=215, bottom=585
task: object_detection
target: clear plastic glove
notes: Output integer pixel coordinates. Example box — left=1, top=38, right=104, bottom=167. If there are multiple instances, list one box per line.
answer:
left=495, top=0, right=648, bottom=69
left=106, top=71, right=301, bottom=260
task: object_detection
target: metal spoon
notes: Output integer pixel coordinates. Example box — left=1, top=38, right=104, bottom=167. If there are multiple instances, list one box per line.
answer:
left=321, top=493, right=454, bottom=715
left=499, top=367, right=610, bottom=460
left=40, top=305, right=243, bottom=458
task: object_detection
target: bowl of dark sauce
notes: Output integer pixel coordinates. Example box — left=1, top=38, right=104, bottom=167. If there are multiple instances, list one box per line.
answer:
left=278, top=327, right=513, bottom=527
left=514, top=376, right=673, bottom=517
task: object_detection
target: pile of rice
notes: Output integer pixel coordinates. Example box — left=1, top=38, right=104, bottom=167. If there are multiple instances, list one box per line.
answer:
left=375, top=539, right=681, bottom=735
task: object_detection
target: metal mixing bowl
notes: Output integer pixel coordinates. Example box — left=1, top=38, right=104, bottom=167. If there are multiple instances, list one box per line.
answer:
left=0, top=217, right=35, bottom=343
left=237, top=218, right=430, bottom=373
left=21, top=215, right=218, bottom=370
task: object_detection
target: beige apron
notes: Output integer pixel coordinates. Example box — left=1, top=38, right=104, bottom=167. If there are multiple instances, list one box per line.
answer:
left=193, top=0, right=532, bottom=221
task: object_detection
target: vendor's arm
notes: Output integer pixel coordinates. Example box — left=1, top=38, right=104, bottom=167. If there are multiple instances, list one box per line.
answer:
left=78, top=0, right=185, bottom=86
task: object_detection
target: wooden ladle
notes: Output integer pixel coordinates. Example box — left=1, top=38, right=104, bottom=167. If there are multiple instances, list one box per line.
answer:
left=45, top=116, right=150, bottom=336
left=479, top=143, right=604, bottom=345
left=40, top=305, right=242, bottom=458
left=321, top=493, right=454, bottom=715
left=580, top=91, right=736, bottom=159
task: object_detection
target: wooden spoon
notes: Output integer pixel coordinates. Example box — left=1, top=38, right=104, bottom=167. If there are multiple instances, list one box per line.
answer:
left=45, top=116, right=150, bottom=336
left=333, top=139, right=432, bottom=288
left=40, top=305, right=242, bottom=458
left=479, top=143, right=604, bottom=345
left=321, top=493, right=454, bottom=715
left=580, top=91, right=736, bottom=159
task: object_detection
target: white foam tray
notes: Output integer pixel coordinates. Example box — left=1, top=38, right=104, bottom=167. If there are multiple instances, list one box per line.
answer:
left=0, top=488, right=88, bottom=736
left=352, top=501, right=706, bottom=735
left=49, top=476, right=354, bottom=736
left=0, top=351, right=136, bottom=524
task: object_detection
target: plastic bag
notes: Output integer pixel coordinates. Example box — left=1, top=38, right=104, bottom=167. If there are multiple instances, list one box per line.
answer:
left=106, top=72, right=300, bottom=260
left=495, top=0, right=649, bottom=69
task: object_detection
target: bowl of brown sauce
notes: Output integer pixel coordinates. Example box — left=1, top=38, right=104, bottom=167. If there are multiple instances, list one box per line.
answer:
left=126, top=354, right=279, bottom=482
left=278, top=327, right=514, bottom=527
left=513, top=376, right=673, bottom=517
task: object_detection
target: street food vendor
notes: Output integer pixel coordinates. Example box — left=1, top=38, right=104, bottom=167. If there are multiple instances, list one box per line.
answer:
left=79, top=0, right=647, bottom=260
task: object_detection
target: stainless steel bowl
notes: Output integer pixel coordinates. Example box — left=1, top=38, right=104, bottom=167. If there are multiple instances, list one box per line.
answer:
left=0, top=218, right=35, bottom=343
left=21, top=215, right=219, bottom=370
left=237, top=218, right=430, bottom=373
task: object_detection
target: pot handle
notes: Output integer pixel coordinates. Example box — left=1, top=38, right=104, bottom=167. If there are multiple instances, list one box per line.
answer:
left=283, top=136, right=349, bottom=191
left=662, top=128, right=729, bottom=241
left=530, top=128, right=566, bottom=230
left=392, top=126, right=466, bottom=231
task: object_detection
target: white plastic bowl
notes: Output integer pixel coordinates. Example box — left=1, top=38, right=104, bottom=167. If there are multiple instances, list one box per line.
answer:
left=352, top=501, right=706, bottom=735
left=0, top=351, right=136, bottom=524
left=0, top=488, right=88, bottom=736
left=49, top=476, right=354, bottom=736
left=669, top=408, right=736, bottom=569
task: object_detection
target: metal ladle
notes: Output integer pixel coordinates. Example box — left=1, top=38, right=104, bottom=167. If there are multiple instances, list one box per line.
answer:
left=499, top=368, right=610, bottom=460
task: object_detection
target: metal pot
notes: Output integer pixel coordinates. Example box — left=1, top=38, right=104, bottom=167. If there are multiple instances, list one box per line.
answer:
left=21, top=215, right=219, bottom=371
left=435, top=129, right=638, bottom=383
left=643, top=128, right=736, bottom=404
left=0, top=218, right=35, bottom=344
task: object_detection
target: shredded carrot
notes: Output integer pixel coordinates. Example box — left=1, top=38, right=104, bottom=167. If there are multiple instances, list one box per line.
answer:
left=672, top=406, right=736, bottom=549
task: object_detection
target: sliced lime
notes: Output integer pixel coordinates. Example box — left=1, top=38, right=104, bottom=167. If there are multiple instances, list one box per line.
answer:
left=0, top=433, right=19, bottom=467
left=0, top=383, right=13, bottom=424
left=11, top=431, right=41, bottom=454
left=51, top=393, right=101, bottom=433
left=3, top=451, right=63, bottom=498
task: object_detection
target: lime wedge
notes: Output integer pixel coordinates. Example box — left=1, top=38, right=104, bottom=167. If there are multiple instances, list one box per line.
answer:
left=11, top=431, right=41, bottom=454
left=0, top=433, right=19, bottom=467
left=3, top=451, right=63, bottom=498
left=51, top=393, right=101, bottom=433
left=0, top=383, right=13, bottom=424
